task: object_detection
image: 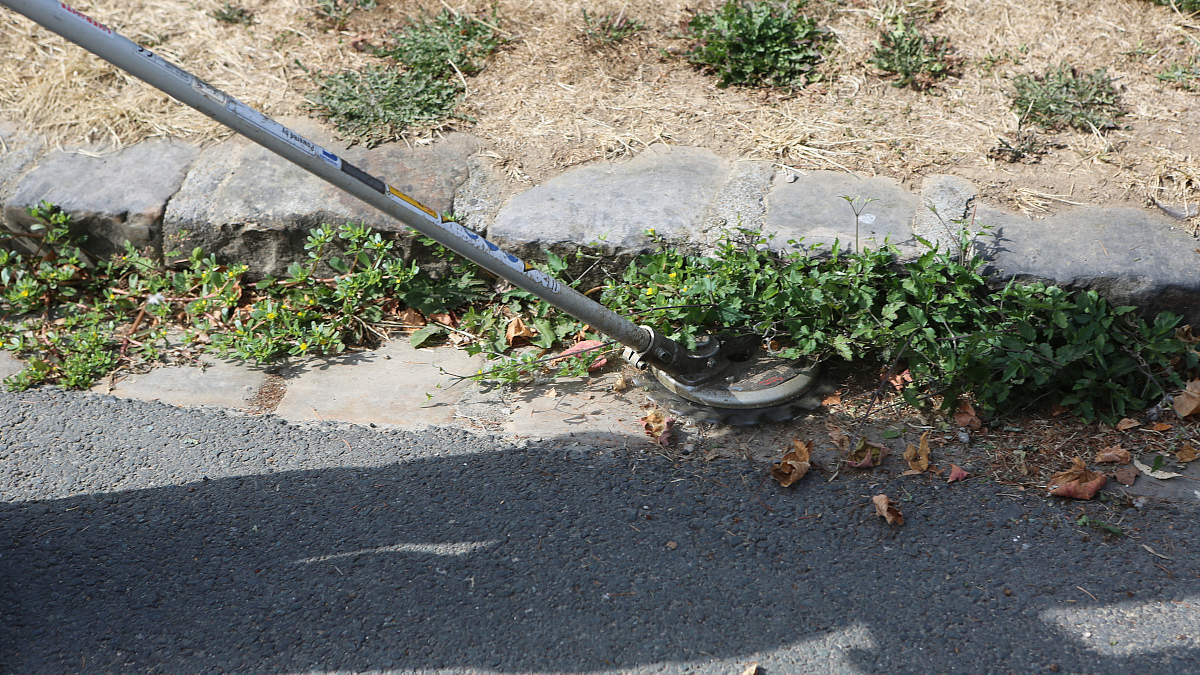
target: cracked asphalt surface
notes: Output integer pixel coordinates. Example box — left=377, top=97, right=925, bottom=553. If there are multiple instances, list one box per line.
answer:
left=2, top=386, right=1199, bottom=673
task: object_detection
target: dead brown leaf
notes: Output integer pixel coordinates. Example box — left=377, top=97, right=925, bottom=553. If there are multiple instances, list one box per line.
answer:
left=429, top=312, right=457, bottom=328
left=847, top=438, right=889, bottom=468
left=947, top=464, right=969, bottom=483
left=872, top=494, right=904, bottom=526
left=887, top=368, right=913, bottom=390
left=397, top=307, right=426, bottom=332
left=1050, top=403, right=1069, bottom=417
left=821, top=392, right=842, bottom=406
left=504, top=316, right=537, bottom=346
left=1115, top=417, right=1141, bottom=431
left=1178, top=443, right=1199, bottom=463
left=826, top=421, right=851, bottom=453
left=1151, top=423, right=1173, bottom=432
left=1176, top=324, right=1199, bottom=344
left=641, top=410, right=674, bottom=447
left=771, top=439, right=812, bottom=487
left=903, top=431, right=931, bottom=474
left=740, top=664, right=761, bottom=675
left=1174, top=380, right=1200, bottom=418
left=953, top=400, right=982, bottom=430
left=1113, top=466, right=1139, bottom=486
left=1094, top=446, right=1131, bottom=464
left=1048, top=457, right=1107, bottom=500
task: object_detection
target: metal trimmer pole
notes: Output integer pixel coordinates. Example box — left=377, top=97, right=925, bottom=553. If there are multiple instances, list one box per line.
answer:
left=0, top=0, right=706, bottom=376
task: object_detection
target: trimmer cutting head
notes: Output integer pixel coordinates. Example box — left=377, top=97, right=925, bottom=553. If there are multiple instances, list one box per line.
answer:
left=647, top=348, right=822, bottom=426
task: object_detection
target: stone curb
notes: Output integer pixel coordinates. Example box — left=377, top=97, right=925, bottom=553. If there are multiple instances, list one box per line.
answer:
left=2, top=118, right=1196, bottom=323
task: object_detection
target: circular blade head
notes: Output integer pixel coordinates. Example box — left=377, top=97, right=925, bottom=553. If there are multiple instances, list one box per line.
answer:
left=652, top=353, right=819, bottom=418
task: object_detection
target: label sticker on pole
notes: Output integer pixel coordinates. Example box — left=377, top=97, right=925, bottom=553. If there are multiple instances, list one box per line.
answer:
left=387, top=185, right=438, bottom=220
left=58, top=2, right=112, bottom=35
left=225, top=100, right=316, bottom=157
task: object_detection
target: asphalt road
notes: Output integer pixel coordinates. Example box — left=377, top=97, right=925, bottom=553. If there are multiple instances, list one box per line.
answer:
left=2, top=386, right=1198, bottom=674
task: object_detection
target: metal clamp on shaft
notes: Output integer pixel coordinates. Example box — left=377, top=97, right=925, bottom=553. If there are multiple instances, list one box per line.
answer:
left=624, top=326, right=751, bottom=387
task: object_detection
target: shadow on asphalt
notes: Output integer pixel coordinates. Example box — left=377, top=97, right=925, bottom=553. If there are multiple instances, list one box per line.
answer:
left=2, top=431, right=1199, bottom=673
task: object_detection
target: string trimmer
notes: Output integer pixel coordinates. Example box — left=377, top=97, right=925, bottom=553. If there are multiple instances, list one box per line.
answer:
left=0, top=0, right=819, bottom=424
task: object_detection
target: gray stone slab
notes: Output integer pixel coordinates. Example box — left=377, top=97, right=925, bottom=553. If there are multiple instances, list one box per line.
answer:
left=0, top=123, right=43, bottom=201
left=274, top=340, right=486, bottom=428
left=0, top=351, right=25, bottom=381
left=912, top=174, right=977, bottom=254
left=979, top=205, right=1200, bottom=325
left=4, top=139, right=196, bottom=260
left=489, top=145, right=730, bottom=260
left=92, top=357, right=266, bottom=410
left=764, top=170, right=921, bottom=256
left=163, top=119, right=479, bottom=277
left=701, top=159, right=775, bottom=236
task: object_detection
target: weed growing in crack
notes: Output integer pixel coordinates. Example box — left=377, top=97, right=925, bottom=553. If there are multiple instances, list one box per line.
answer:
left=1010, top=64, right=1124, bottom=132
left=314, top=0, right=376, bottom=31
left=212, top=3, right=255, bottom=26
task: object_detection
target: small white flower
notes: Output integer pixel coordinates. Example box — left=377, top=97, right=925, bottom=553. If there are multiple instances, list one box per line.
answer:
left=146, top=292, right=165, bottom=305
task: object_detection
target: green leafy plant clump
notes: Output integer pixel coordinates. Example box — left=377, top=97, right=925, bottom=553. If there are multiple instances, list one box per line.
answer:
left=314, top=0, right=377, bottom=31
left=1010, top=65, right=1124, bottom=132
left=212, top=3, right=255, bottom=25
left=598, top=228, right=1197, bottom=423
left=307, top=9, right=502, bottom=145
left=870, top=17, right=957, bottom=90
left=1146, top=0, right=1200, bottom=11
left=684, top=0, right=832, bottom=88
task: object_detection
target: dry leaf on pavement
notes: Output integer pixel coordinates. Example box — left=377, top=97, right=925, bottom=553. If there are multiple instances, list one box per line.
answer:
left=1151, top=423, right=1173, bottom=432
left=1132, top=458, right=1181, bottom=480
left=771, top=439, right=812, bottom=487
left=903, top=431, right=931, bottom=474
left=1094, top=446, right=1131, bottom=464
left=847, top=438, right=889, bottom=468
left=504, top=316, right=537, bottom=346
left=740, top=664, right=761, bottom=675
left=1178, top=443, right=1199, bottom=463
left=1115, top=418, right=1141, bottom=431
left=1112, top=466, right=1139, bottom=486
left=1048, top=457, right=1107, bottom=499
left=947, top=464, right=969, bottom=483
left=826, top=420, right=851, bottom=453
left=872, top=494, right=904, bottom=526
left=641, top=409, right=674, bottom=447
left=953, top=400, right=982, bottom=430
left=1174, top=380, right=1200, bottom=418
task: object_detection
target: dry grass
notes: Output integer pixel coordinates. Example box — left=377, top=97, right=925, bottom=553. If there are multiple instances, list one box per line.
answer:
left=2, top=0, right=1199, bottom=217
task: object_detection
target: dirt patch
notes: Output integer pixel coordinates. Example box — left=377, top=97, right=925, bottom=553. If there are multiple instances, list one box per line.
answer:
left=246, top=372, right=287, bottom=414
left=1, top=0, right=1199, bottom=218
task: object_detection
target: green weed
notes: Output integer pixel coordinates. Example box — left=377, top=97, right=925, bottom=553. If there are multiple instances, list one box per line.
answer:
left=212, top=3, right=254, bottom=25
left=1010, top=65, right=1124, bottom=132
left=684, top=0, right=832, bottom=88
left=307, top=65, right=463, bottom=146
left=871, top=17, right=957, bottom=90
left=314, top=0, right=376, bottom=30
left=581, top=9, right=644, bottom=46
left=1146, top=0, right=1200, bottom=12
left=1158, top=58, right=1200, bottom=91
left=307, top=9, right=501, bottom=145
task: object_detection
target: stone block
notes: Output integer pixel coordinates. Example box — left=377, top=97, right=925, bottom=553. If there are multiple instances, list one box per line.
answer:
left=764, top=170, right=921, bottom=256
left=3, top=139, right=196, bottom=260
left=163, top=118, right=479, bottom=277
left=489, top=145, right=730, bottom=261
left=979, top=205, right=1200, bottom=325
left=912, top=174, right=978, bottom=254
left=92, top=357, right=267, bottom=410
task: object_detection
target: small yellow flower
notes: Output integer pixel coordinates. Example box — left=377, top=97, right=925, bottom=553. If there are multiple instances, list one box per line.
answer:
left=668, top=272, right=677, bottom=279
left=266, top=311, right=276, bottom=320
left=298, top=342, right=308, bottom=352
left=19, top=289, right=29, bottom=297
left=646, top=228, right=656, bottom=236
left=681, top=286, right=689, bottom=292
left=645, top=287, right=656, bottom=297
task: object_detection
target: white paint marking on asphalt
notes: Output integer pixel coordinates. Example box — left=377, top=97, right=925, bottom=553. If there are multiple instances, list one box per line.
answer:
left=1041, top=596, right=1200, bottom=656
left=294, top=540, right=501, bottom=564
left=642, top=623, right=877, bottom=674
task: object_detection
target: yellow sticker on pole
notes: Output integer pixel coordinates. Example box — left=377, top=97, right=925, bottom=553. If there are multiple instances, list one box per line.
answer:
left=387, top=185, right=438, bottom=220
